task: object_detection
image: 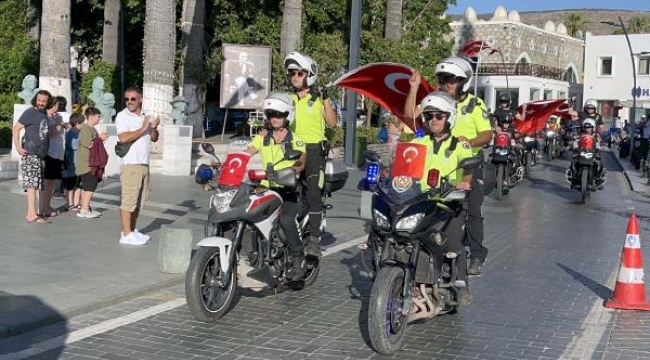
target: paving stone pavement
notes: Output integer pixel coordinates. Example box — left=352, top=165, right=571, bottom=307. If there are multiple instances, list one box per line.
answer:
left=6, top=152, right=650, bottom=359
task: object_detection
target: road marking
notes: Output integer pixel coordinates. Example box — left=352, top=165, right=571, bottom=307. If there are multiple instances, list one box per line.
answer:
left=0, top=235, right=368, bottom=359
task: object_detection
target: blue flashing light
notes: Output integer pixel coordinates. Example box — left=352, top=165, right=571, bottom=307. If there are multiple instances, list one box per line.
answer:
left=366, top=164, right=379, bottom=184
left=415, top=127, right=426, bottom=138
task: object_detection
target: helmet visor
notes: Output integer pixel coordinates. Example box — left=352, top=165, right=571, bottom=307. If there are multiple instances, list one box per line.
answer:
left=264, top=110, right=289, bottom=120
left=436, top=73, right=462, bottom=85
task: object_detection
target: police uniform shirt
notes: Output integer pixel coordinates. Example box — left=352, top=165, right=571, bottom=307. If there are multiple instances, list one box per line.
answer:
left=290, top=91, right=326, bottom=144
left=250, top=132, right=306, bottom=187
left=410, top=135, right=473, bottom=191
left=451, top=94, right=492, bottom=155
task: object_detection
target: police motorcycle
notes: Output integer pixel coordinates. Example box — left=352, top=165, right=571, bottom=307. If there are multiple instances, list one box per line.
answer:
left=186, top=142, right=342, bottom=322
left=490, top=130, right=523, bottom=200
left=520, top=132, right=538, bottom=175
left=359, top=148, right=482, bottom=354
left=565, top=121, right=606, bottom=204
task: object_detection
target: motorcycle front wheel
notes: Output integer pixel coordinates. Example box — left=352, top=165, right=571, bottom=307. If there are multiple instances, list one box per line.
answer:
left=496, top=164, right=505, bottom=200
left=525, top=152, right=532, bottom=175
left=580, top=170, right=589, bottom=204
left=185, top=246, right=237, bottom=322
left=288, top=257, right=321, bottom=290
left=549, top=142, right=555, bottom=161
left=368, top=266, right=409, bottom=354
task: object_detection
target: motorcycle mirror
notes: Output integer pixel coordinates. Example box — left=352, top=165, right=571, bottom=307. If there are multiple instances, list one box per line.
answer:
left=283, top=149, right=302, bottom=161
left=201, top=143, right=215, bottom=155
left=458, top=156, right=482, bottom=170
left=364, top=150, right=380, bottom=163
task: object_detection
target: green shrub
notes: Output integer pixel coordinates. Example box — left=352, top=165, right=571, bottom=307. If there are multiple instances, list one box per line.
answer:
left=0, top=121, right=13, bottom=149
left=325, top=127, right=344, bottom=147
left=400, top=132, right=415, bottom=142
left=79, top=60, right=120, bottom=106
left=325, top=126, right=391, bottom=147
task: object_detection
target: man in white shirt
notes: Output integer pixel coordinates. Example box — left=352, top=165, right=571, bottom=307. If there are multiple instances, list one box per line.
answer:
left=115, top=88, right=160, bottom=245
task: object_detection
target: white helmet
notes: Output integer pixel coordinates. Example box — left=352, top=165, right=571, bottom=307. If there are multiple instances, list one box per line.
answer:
left=420, top=91, right=457, bottom=129
left=262, top=92, right=295, bottom=127
left=584, top=99, right=597, bottom=110
left=434, top=57, right=473, bottom=94
left=284, top=51, right=318, bottom=87
left=583, top=118, right=596, bottom=129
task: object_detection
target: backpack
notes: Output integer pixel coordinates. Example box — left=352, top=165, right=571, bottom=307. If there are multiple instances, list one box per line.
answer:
left=89, top=137, right=109, bottom=181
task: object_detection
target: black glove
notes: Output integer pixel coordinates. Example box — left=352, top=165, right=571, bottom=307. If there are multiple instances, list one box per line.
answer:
left=320, top=87, right=329, bottom=101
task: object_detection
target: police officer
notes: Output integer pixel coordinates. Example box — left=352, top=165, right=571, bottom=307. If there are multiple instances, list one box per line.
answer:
left=404, top=57, right=492, bottom=276
left=245, top=92, right=308, bottom=280
left=283, top=52, right=338, bottom=258
left=406, top=91, right=475, bottom=305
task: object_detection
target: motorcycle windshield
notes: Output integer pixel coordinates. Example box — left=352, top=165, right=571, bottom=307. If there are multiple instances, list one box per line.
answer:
left=391, top=143, right=427, bottom=180
left=218, top=151, right=251, bottom=187
left=378, top=176, right=427, bottom=206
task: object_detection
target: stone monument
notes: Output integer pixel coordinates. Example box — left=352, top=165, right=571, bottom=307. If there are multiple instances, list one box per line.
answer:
left=170, top=95, right=189, bottom=125
left=18, top=75, right=39, bottom=105
left=99, top=92, right=117, bottom=122
left=88, top=77, right=104, bottom=106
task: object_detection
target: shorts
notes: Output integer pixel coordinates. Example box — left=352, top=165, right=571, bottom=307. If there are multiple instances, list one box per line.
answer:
left=120, top=165, right=150, bottom=212
left=43, top=156, right=63, bottom=180
left=79, top=172, right=99, bottom=192
left=21, top=154, right=44, bottom=190
left=62, top=176, right=80, bottom=190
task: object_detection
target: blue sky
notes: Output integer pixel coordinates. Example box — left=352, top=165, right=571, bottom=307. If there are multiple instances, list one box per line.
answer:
left=447, top=0, right=649, bottom=14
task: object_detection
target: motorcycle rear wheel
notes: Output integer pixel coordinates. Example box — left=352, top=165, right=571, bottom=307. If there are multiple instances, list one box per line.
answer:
left=496, top=165, right=505, bottom=200
left=580, top=170, right=589, bottom=204
left=185, top=246, right=237, bottom=322
left=368, top=266, right=408, bottom=354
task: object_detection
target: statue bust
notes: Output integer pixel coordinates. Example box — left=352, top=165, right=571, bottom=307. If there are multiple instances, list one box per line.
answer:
left=88, top=77, right=105, bottom=106
left=18, top=75, right=40, bottom=104
left=97, top=92, right=116, bottom=122
left=171, top=95, right=189, bottom=125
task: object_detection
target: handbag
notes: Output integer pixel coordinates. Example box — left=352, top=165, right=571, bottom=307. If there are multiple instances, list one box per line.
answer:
left=115, top=141, right=133, bottom=158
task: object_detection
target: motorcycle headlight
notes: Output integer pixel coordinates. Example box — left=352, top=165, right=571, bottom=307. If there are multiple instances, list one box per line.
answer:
left=580, top=151, right=594, bottom=159
left=395, top=213, right=425, bottom=232
left=546, top=131, right=556, bottom=137
left=495, top=149, right=508, bottom=156
left=524, top=136, right=535, bottom=143
left=372, top=209, right=390, bottom=229
left=212, top=189, right=238, bottom=213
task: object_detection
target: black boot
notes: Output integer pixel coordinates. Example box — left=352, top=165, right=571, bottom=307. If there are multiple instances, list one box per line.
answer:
left=287, top=254, right=305, bottom=281
left=467, top=258, right=485, bottom=276
left=304, top=235, right=322, bottom=258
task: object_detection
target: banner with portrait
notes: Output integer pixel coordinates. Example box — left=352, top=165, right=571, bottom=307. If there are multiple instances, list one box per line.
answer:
left=220, top=44, right=272, bottom=109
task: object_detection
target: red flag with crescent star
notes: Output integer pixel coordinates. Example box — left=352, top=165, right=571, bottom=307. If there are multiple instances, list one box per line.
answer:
left=391, top=143, right=427, bottom=179
left=458, top=40, right=499, bottom=57
left=513, top=99, right=568, bottom=135
left=218, top=151, right=251, bottom=187
left=332, top=62, right=436, bottom=132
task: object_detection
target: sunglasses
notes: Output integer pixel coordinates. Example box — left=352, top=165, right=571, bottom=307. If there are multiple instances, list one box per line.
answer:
left=264, top=110, right=288, bottom=119
left=124, top=97, right=139, bottom=102
left=422, top=112, right=448, bottom=121
left=288, top=70, right=306, bottom=77
left=436, top=73, right=460, bottom=85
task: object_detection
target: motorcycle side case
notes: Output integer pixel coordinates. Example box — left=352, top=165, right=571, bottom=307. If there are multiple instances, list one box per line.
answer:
left=324, top=158, right=349, bottom=194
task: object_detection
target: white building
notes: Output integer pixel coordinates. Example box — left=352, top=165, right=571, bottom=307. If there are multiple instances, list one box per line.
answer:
left=583, top=33, right=650, bottom=125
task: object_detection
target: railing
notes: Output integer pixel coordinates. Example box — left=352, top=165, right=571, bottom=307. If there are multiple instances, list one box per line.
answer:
left=478, top=63, right=565, bottom=80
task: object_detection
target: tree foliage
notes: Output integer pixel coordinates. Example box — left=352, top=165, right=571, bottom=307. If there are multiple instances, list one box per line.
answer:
left=0, top=0, right=39, bottom=121
left=563, top=13, right=588, bottom=38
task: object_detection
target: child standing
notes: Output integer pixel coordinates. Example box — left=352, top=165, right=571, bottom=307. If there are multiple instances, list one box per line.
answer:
left=63, top=113, right=83, bottom=211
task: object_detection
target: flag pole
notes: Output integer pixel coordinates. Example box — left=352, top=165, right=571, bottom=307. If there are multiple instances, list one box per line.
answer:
left=474, top=41, right=485, bottom=96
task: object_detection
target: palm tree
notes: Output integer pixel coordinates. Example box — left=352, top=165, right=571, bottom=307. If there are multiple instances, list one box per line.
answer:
left=563, top=13, right=588, bottom=38
left=103, top=0, right=121, bottom=65
left=628, top=15, right=650, bottom=34
left=385, top=0, right=403, bottom=40
left=280, top=0, right=302, bottom=57
left=39, top=0, right=72, bottom=111
left=180, top=0, right=206, bottom=138
left=143, top=0, right=176, bottom=126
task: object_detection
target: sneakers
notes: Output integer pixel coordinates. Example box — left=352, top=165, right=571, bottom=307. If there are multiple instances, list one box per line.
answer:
left=304, top=236, right=322, bottom=258
left=134, top=229, right=150, bottom=243
left=467, top=258, right=485, bottom=276
left=120, top=230, right=150, bottom=245
left=77, top=208, right=101, bottom=219
left=119, top=231, right=147, bottom=246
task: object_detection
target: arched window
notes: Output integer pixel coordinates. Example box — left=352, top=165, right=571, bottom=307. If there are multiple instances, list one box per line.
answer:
left=563, top=66, right=577, bottom=83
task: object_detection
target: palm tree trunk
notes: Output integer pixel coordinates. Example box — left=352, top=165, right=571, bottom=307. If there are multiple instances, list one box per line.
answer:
left=385, top=0, right=403, bottom=40
left=39, top=0, right=72, bottom=112
left=143, top=0, right=176, bottom=128
left=280, top=0, right=302, bottom=57
left=180, top=0, right=206, bottom=138
left=102, top=0, right=121, bottom=66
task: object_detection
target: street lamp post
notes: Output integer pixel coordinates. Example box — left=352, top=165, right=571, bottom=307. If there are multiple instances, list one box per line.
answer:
left=344, top=0, right=362, bottom=167
left=602, top=17, right=637, bottom=155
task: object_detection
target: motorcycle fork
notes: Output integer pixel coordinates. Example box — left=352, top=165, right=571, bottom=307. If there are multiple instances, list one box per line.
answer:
left=401, top=242, right=420, bottom=316
left=221, top=221, right=247, bottom=287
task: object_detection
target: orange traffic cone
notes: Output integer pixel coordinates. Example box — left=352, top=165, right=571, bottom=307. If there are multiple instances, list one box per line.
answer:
left=606, top=213, right=650, bottom=311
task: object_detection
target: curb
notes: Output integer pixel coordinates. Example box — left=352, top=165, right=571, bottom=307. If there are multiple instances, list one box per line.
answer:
left=0, top=275, right=184, bottom=339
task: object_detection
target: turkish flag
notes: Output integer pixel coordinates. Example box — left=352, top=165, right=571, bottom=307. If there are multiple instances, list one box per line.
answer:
left=332, top=62, right=437, bottom=132
left=391, top=143, right=427, bottom=180
left=514, top=99, right=567, bottom=135
left=218, top=151, right=251, bottom=187
left=458, top=40, right=499, bottom=57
